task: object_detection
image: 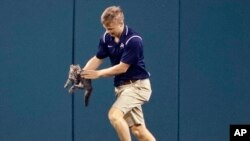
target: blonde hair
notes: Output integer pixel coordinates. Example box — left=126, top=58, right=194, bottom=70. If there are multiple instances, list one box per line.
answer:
left=101, top=6, right=124, bottom=25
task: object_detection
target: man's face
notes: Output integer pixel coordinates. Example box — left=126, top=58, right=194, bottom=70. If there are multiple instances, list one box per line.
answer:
left=103, top=22, right=123, bottom=38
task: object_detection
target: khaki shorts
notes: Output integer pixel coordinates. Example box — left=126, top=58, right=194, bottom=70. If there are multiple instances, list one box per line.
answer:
left=112, top=78, right=152, bottom=127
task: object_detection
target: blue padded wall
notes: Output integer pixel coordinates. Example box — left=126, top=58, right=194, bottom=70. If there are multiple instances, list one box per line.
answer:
left=73, top=0, right=178, bottom=141
left=179, top=0, right=250, bottom=141
left=0, top=0, right=73, bottom=141
left=1, top=0, right=249, bottom=141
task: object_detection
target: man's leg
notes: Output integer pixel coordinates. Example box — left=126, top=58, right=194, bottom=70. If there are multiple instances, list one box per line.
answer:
left=130, top=124, right=156, bottom=141
left=108, top=107, right=131, bottom=141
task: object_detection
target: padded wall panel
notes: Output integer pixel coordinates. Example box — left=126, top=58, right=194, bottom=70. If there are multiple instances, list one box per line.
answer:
left=179, top=0, right=250, bottom=140
left=73, top=0, right=179, bottom=141
left=0, top=0, right=72, bottom=141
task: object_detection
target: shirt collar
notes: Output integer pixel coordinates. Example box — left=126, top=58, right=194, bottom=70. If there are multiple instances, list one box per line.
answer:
left=119, top=25, right=128, bottom=43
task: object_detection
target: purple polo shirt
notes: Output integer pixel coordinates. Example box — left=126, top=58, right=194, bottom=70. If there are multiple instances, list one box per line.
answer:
left=96, top=25, right=150, bottom=86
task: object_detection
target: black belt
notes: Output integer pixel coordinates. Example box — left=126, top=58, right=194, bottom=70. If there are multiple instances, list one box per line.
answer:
left=120, top=79, right=139, bottom=86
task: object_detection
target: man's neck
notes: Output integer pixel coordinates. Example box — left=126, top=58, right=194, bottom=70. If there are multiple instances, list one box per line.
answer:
left=114, top=24, right=125, bottom=43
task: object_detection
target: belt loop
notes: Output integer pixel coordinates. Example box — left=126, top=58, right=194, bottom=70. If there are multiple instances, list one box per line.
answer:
left=129, top=80, right=133, bottom=84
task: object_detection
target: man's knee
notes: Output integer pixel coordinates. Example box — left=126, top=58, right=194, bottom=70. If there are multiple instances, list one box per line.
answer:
left=108, top=107, right=124, bottom=124
left=130, top=125, right=156, bottom=141
left=130, top=125, right=143, bottom=138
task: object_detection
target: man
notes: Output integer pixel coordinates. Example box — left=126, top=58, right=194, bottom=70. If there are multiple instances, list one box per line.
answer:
left=81, top=6, right=156, bottom=141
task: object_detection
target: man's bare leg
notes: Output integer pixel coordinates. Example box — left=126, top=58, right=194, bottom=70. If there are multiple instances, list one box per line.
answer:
left=130, top=124, right=156, bottom=141
left=108, top=107, right=131, bottom=141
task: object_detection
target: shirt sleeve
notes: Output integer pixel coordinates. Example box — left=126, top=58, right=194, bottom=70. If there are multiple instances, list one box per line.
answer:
left=96, top=38, right=108, bottom=59
left=121, top=37, right=142, bottom=65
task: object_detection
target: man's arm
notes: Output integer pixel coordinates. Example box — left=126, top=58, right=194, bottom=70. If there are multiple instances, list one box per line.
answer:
left=83, top=56, right=103, bottom=70
left=98, top=62, right=129, bottom=77
left=81, top=62, right=130, bottom=79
